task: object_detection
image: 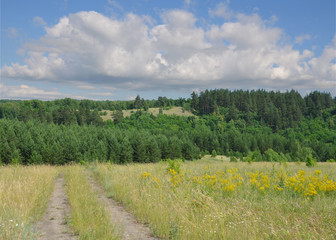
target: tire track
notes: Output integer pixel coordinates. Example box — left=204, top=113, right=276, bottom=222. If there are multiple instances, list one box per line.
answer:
left=87, top=175, right=159, bottom=240
left=36, top=175, right=77, bottom=240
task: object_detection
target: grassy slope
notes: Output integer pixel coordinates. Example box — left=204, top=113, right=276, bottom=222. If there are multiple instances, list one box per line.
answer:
left=100, top=106, right=194, bottom=121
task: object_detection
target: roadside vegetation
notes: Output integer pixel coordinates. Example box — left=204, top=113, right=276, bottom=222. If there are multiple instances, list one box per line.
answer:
left=0, top=165, right=58, bottom=239
left=65, top=165, right=120, bottom=240
left=93, top=160, right=336, bottom=239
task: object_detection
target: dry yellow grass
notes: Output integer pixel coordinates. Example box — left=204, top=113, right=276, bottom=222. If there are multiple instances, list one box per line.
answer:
left=100, top=107, right=194, bottom=121
left=0, top=165, right=58, bottom=239
left=93, top=160, right=336, bottom=239
left=64, top=165, right=120, bottom=239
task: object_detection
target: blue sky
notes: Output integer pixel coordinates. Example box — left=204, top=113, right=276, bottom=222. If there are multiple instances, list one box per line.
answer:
left=1, top=0, right=335, bottom=100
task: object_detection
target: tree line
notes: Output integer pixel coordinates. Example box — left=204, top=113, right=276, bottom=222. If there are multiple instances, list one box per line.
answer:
left=0, top=89, right=335, bottom=165
left=0, top=110, right=335, bottom=165
left=192, top=89, right=335, bottom=130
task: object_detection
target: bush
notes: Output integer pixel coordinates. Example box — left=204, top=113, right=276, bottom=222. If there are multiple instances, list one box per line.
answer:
left=211, top=150, right=217, bottom=157
left=326, top=159, right=335, bottom=163
left=79, top=160, right=88, bottom=166
left=230, top=156, right=238, bottom=162
left=167, top=158, right=182, bottom=173
left=246, top=156, right=253, bottom=164
left=306, top=154, right=316, bottom=167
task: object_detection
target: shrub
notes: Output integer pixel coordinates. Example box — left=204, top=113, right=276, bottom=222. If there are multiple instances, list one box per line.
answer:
left=211, top=150, right=217, bottom=157
left=306, top=154, right=316, bottom=167
left=247, top=156, right=253, bottom=164
left=167, top=158, right=182, bottom=173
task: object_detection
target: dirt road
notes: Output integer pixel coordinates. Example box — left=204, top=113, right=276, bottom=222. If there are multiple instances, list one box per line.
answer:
left=36, top=176, right=77, bottom=240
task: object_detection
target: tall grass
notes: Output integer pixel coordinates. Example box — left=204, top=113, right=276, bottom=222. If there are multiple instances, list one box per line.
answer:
left=64, top=165, right=120, bottom=240
left=93, top=161, right=336, bottom=239
left=0, top=165, right=58, bottom=240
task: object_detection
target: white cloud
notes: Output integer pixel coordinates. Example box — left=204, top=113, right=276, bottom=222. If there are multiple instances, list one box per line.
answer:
left=308, top=36, right=336, bottom=87
left=184, top=0, right=192, bottom=8
left=0, top=83, right=61, bottom=99
left=89, top=92, right=113, bottom=96
left=295, top=34, right=311, bottom=44
left=6, top=28, right=20, bottom=39
left=207, top=13, right=282, bottom=48
left=1, top=8, right=335, bottom=95
left=107, top=0, right=123, bottom=10
left=33, top=16, right=47, bottom=26
left=266, top=15, right=278, bottom=25
left=209, top=1, right=233, bottom=20
left=74, top=82, right=96, bottom=90
left=0, top=83, right=113, bottom=100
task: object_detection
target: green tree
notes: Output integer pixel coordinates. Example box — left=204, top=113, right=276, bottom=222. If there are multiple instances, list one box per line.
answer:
left=211, top=149, right=217, bottom=157
left=134, top=95, right=141, bottom=109
left=29, top=150, right=43, bottom=164
left=113, top=110, right=124, bottom=124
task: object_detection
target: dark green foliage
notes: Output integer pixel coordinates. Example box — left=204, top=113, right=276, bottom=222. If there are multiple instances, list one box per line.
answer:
left=29, top=150, right=43, bottom=164
left=10, top=148, right=22, bottom=165
left=211, top=149, right=217, bottom=157
left=113, top=110, right=124, bottom=124
left=306, top=154, right=317, bottom=167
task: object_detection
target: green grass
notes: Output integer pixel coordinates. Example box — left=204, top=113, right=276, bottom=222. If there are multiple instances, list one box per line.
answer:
left=92, top=160, right=336, bottom=239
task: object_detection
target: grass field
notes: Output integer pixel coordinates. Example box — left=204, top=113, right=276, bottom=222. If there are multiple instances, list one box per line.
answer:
left=1, top=160, right=335, bottom=239
left=0, top=165, right=58, bottom=239
left=100, top=106, right=194, bottom=121
left=93, top=160, right=336, bottom=239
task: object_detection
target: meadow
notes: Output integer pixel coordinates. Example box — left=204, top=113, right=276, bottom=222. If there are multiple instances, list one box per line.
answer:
left=92, top=159, right=336, bottom=239
left=0, top=166, right=58, bottom=239
left=1, top=159, right=335, bottom=239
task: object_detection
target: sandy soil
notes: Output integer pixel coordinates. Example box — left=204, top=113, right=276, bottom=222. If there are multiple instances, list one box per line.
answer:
left=36, top=175, right=77, bottom=240
left=88, top=175, right=159, bottom=240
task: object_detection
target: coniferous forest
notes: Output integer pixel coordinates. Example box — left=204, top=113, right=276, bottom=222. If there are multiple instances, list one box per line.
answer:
left=0, top=89, right=335, bottom=165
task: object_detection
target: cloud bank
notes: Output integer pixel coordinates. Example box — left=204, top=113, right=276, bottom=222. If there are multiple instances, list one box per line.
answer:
left=0, top=83, right=62, bottom=99
left=1, top=6, right=335, bottom=96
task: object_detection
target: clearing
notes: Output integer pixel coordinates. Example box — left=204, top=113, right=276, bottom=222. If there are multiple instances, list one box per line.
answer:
left=100, top=106, right=194, bottom=121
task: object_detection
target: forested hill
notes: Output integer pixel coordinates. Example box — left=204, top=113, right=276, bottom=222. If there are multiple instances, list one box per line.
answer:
left=0, top=89, right=334, bottom=129
left=0, top=89, right=335, bottom=165
left=193, top=89, right=335, bottom=130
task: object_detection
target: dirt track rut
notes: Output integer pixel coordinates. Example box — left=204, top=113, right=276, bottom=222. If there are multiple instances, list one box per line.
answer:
left=36, top=175, right=77, bottom=240
left=88, top=175, right=159, bottom=240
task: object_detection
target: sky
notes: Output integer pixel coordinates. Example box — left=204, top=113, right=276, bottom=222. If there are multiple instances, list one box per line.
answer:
left=1, top=0, right=335, bottom=100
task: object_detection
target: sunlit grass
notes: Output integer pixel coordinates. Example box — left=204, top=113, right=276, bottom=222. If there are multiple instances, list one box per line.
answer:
left=64, top=165, right=120, bottom=240
left=100, top=106, right=194, bottom=121
left=93, top=161, right=336, bottom=239
left=0, top=165, right=58, bottom=240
